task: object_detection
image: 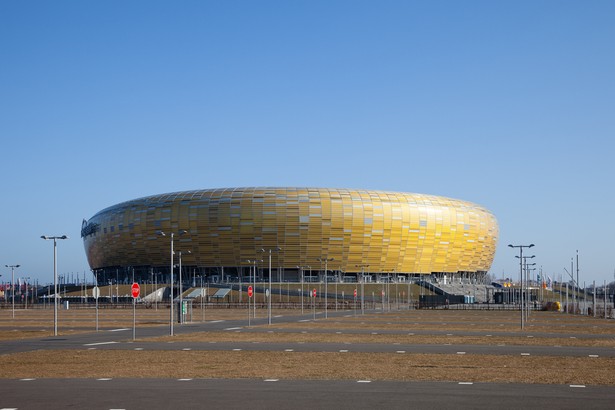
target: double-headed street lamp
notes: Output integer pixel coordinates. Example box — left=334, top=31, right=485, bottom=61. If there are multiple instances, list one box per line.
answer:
left=5, top=264, right=20, bottom=319
left=261, top=247, right=281, bottom=325
left=177, top=249, right=191, bottom=324
left=41, top=235, right=68, bottom=336
left=508, top=243, right=534, bottom=330
left=355, top=264, right=369, bottom=315
left=158, top=230, right=188, bottom=336
left=317, top=257, right=334, bottom=319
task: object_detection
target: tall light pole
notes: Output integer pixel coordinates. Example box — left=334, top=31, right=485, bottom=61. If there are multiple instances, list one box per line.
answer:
left=177, top=250, right=191, bottom=324
left=158, top=230, right=187, bottom=336
left=356, top=264, right=369, bottom=315
left=5, top=264, right=20, bottom=319
left=509, top=243, right=534, bottom=330
left=317, top=257, right=334, bottom=319
left=24, top=277, right=30, bottom=309
left=41, top=235, right=68, bottom=336
left=261, top=248, right=281, bottom=325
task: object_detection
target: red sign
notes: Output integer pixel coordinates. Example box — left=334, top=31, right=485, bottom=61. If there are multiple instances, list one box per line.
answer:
left=312, top=289, right=317, bottom=297
left=248, top=286, right=253, bottom=298
left=354, top=289, right=357, bottom=297
left=131, top=283, right=140, bottom=298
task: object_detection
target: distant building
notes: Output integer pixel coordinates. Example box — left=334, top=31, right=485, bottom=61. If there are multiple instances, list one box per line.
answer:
left=82, top=187, right=498, bottom=284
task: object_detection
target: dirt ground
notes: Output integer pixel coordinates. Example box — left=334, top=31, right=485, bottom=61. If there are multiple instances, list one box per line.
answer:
left=1, top=307, right=614, bottom=384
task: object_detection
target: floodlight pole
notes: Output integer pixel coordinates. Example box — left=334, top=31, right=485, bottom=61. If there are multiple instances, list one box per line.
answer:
left=41, top=235, right=68, bottom=336
left=5, top=264, right=20, bottom=319
left=509, top=243, right=534, bottom=330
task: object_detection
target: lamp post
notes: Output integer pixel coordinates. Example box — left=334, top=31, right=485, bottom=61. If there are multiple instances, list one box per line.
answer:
left=261, top=248, right=281, bottom=325
left=356, top=264, right=369, bottom=315
left=509, top=243, right=534, bottom=330
left=24, top=277, right=30, bottom=309
left=5, top=264, right=20, bottom=319
left=317, top=257, right=334, bottom=319
left=158, top=230, right=187, bottom=336
left=177, top=250, right=191, bottom=324
left=246, top=259, right=262, bottom=319
left=41, top=235, right=68, bottom=336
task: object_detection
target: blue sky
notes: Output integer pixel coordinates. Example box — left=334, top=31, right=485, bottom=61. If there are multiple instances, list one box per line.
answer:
left=1, top=0, right=613, bottom=285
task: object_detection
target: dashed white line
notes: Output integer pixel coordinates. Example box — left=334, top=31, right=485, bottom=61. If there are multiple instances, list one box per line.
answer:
left=97, top=378, right=112, bottom=381
left=589, top=355, right=599, bottom=358
left=84, top=341, right=118, bottom=346
left=264, top=379, right=279, bottom=382
left=134, top=348, right=144, bottom=351
left=109, top=328, right=130, bottom=332
left=182, top=348, right=192, bottom=351
left=396, top=351, right=406, bottom=354
left=456, top=352, right=466, bottom=355
left=458, top=382, right=474, bottom=385
left=521, top=353, right=531, bottom=356
left=178, top=378, right=193, bottom=381
left=224, top=327, right=242, bottom=331
left=339, top=349, right=349, bottom=353
left=232, top=348, right=242, bottom=351
left=19, top=378, right=35, bottom=381
left=570, top=385, right=586, bottom=388
left=357, top=380, right=371, bottom=383
left=285, top=349, right=294, bottom=352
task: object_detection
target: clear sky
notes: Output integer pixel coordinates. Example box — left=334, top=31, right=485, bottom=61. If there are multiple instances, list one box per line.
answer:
left=1, top=1, right=613, bottom=286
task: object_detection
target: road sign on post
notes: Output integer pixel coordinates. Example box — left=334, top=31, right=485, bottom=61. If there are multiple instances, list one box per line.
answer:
left=354, top=288, right=357, bottom=297
left=312, top=289, right=316, bottom=297
left=248, top=286, right=253, bottom=298
left=131, top=283, right=140, bottom=298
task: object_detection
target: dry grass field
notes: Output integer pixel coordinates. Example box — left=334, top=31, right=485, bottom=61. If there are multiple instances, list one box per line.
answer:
left=1, top=306, right=615, bottom=385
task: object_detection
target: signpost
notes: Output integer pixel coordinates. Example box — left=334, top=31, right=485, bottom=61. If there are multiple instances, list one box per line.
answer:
left=93, top=286, right=100, bottom=332
left=248, top=286, right=253, bottom=326
left=131, top=283, right=140, bottom=340
left=312, top=289, right=316, bottom=320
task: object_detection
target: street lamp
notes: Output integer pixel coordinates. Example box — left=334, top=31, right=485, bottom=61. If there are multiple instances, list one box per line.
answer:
left=158, top=230, right=188, bottom=336
left=24, top=277, right=30, bottom=309
left=177, top=250, right=191, bottom=324
left=356, top=264, right=369, bottom=315
left=508, top=243, right=534, bottom=330
left=41, top=235, right=68, bottom=336
left=5, top=264, right=20, bottom=319
left=317, top=257, right=334, bottom=319
left=261, top=247, right=281, bottom=325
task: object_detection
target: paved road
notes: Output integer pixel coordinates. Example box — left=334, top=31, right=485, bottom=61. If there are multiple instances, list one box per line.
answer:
left=1, top=378, right=612, bottom=410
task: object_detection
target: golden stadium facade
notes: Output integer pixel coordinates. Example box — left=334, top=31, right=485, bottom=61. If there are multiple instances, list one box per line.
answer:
left=82, top=187, right=498, bottom=282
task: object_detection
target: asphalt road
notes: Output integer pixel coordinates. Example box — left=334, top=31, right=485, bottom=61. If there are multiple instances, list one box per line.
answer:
left=1, top=378, right=612, bottom=410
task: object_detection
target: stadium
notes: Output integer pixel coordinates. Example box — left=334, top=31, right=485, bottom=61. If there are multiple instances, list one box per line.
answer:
left=81, top=187, right=498, bottom=288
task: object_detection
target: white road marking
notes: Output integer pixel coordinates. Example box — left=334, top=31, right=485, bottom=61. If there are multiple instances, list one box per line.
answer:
left=298, top=319, right=311, bottom=322
left=570, top=385, right=586, bottom=388
left=357, top=380, right=371, bottom=383
left=232, top=348, right=242, bottom=351
left=109, top=328, right=130, bottom=332
left=97, top=378, right=112, bottom=381
left=182, top=348, right=192, bottom=351
left=339, top=349, right=349, bottom=353
left=521, top=353, right=531, bottom=356
left=209, top=320, right=224, bottom=323
left=84, top=341, right=118, bottom=347
left=589, top=355, right=599, bottom=358
left=285, top=349, right=294, bottom=352
left=264, top=379, right=279, bottom=382
left=457, top=352, right=466, bottom=355
left=396, top=351, right=406, bottom=354
left=224, top=327, right=242, bottom=331
left=19, top=378, right=35, bottom=381
left=458, top=382, right=474, bottom=385
left=178, top=379, right=192, bottom=381
left=134, top=348, right=144, bottom=351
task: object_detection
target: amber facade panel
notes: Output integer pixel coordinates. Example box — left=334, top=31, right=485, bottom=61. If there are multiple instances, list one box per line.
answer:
left=82, top=187, right=498, bottom=275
